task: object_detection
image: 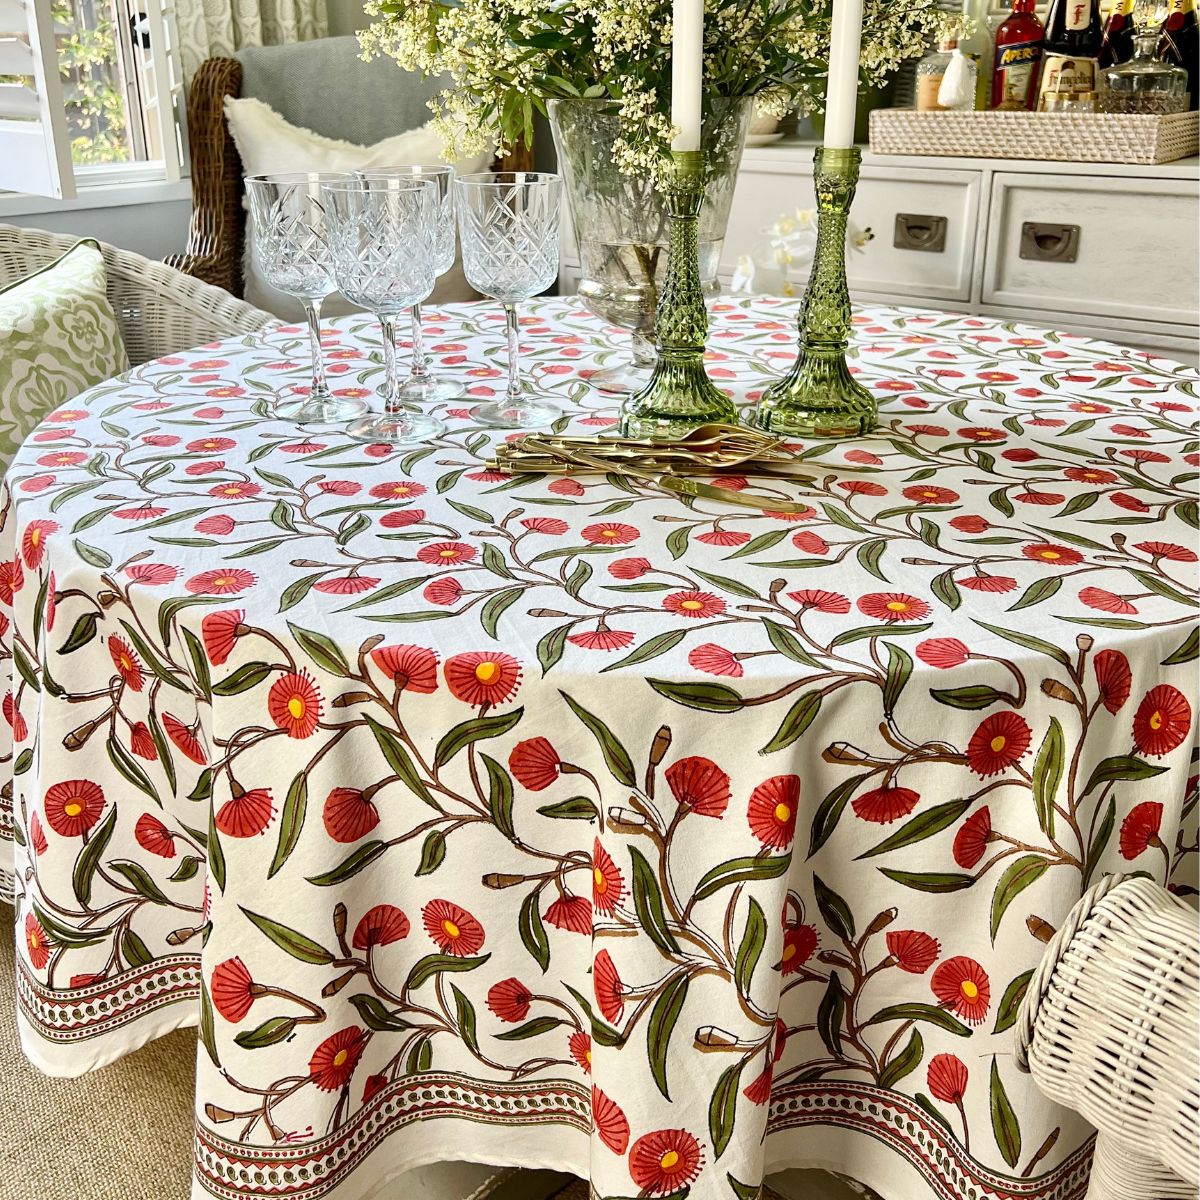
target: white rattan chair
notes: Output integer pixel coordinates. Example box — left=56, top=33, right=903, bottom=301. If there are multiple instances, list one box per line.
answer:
left=1016, top=874, right=1200, bottom=1200
left=0, top=224, right=276, bottom=366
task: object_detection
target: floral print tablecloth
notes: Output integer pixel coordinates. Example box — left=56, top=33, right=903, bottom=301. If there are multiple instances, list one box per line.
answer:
left=2, top=297, right=1197, bottom=1200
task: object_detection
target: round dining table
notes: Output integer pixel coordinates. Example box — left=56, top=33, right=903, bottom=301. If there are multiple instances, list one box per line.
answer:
left=1, top=296, right=1196, bottom=1200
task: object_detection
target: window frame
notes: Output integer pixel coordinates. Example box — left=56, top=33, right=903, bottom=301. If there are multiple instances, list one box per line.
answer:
left=0, top=0, right=187, bottom=202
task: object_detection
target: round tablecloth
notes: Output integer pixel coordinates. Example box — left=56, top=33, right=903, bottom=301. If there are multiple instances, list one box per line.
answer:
left=2, top=297, right=1197, bottom=1200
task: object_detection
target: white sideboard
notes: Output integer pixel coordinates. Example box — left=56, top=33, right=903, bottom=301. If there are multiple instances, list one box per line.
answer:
left=558, top=141, right=1200, bottom=363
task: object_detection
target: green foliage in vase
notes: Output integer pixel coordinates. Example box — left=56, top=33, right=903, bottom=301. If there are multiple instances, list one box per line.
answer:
left=360, top=0, right=953, bottom=176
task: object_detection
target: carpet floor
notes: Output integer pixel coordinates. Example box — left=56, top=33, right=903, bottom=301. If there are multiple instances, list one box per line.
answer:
left=0, top=905, right=198, bottom=1200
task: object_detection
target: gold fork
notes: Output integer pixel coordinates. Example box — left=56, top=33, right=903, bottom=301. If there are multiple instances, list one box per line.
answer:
left=520, top=422, right=789, bottom=456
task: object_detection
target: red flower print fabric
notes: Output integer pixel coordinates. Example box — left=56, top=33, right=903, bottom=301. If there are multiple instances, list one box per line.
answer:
left=43, top=780, right=105, bottom=838
left=0, top=298, right=1195, bottom=1200
left=665, top=756, right=731, bottom=818
left=927, top=1053, right=969, bottom=1104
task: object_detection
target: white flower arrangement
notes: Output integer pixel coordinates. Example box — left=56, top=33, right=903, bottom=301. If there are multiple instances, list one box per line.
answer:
left=359, top=0, right=953, bottom=173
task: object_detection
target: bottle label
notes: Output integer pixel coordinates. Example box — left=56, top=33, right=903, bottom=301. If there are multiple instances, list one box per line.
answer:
left=994, top=39, right=1042, bottom=107
left=997, top=41, right=1042, bottom=69
left=1066, top=1, right=1091, bottom=30
left=917, top=73, right=948, bottom=110
left=1039, top=52, right=1097, bottom=99
left=1165, top=0, right=1194, bottom=29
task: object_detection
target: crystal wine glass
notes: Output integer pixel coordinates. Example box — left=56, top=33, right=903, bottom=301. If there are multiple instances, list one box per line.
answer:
left=454, top=172, right=563, bottom=429
left=356, top=166, right=461, bottom=405
left=244, top=173, right=369, bottom=424
left=321, top=176, right=446, bottom=445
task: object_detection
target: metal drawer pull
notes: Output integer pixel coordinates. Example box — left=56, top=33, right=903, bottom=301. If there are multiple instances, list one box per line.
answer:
left=893, top=213, right=948, bottom=253
left=1020, top=222, right=1080, bottom=263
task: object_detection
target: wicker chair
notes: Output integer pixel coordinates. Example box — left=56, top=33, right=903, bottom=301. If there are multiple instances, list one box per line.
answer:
left=0, top=224, right=276, bottom=367
left=1016, top=874, right=1199, bottom=1200
left=168, top=37, right=532, bottom=297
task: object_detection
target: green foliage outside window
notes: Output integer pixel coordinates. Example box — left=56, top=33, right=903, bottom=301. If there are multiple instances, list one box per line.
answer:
left=53, top=0, right=129, bottom=164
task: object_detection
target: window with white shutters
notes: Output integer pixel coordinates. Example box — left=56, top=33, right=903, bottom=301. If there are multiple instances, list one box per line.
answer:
left=0, top=0, right=75, bottom=197
left=0, top=0, right=185, bottom=200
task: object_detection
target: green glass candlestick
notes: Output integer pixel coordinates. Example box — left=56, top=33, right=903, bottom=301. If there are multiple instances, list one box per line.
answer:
left=752, top=146, right=877, bottom=439
left=619, top=149, right=738, bottom=439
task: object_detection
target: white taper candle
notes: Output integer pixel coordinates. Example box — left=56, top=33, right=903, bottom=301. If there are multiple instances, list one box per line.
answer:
left=671, top=0, right=704, bottom=152
left=823, top=0, right=865, bottom=148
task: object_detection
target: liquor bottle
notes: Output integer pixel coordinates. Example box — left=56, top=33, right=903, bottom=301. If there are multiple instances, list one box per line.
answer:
left=960, top=0, right=997, bottom=108
left=991, top=0, right=1045, bottom=109
left=1100, top=0, right=1137, bottom=66
left=1038, top=0, right=1105, bottom=107
left=1159, top=0, right=1199, bottom=109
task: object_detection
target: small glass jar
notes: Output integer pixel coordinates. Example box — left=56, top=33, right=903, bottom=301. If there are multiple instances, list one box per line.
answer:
left=1098, top=32, right=1189, bottom=113
left=1043, top=89, right=1099, bottom=111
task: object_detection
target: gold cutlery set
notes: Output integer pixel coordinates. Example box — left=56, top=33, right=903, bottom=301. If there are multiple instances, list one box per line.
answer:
left=488, top=424, right=817, bottom=513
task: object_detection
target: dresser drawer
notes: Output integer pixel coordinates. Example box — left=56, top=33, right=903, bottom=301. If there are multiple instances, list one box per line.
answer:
left=725, top=159, right=981, bottom=303
left=983, top=172, right=1200, bottom=326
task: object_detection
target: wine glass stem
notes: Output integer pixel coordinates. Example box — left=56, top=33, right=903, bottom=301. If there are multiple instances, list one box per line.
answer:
left=380, top=314, right=402, bottom=417
left=409, top=303, right=429, bottom=381
left=504, top=302, right=522, bottom=407
left=302, top=297, right=328, bottom=398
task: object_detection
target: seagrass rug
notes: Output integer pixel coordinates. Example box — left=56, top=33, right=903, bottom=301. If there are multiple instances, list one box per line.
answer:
left=0, top=904, right=197, bottom=1200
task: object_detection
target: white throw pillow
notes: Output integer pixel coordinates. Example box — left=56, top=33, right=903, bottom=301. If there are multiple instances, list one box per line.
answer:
left=225, top=96, right=492, bottom=320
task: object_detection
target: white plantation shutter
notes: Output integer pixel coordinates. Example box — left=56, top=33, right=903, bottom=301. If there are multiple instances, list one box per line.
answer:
left=0, top=0, right=74, bottom=198
left=124, top=0, right=187, bottom=182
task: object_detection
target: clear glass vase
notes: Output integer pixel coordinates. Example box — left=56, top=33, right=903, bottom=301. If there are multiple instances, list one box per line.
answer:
left=548, top=97, right=752, bottom=394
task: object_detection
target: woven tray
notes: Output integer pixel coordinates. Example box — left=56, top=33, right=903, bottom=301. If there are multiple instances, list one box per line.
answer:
left=869, top=108, right=1199, bottom=165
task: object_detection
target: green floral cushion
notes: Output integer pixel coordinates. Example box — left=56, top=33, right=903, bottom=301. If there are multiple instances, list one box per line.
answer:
left=0, top=239, right=129, bottom=471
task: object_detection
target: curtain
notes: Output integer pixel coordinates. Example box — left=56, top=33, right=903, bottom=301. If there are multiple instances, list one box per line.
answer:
left=176, top=0, right=330, bottom=81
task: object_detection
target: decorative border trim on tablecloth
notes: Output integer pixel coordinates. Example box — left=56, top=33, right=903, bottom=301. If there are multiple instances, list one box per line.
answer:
left=15, top=953, right=201, bottom=1043
left=194, top=1073, right=592, bottom=1200
left=14, top=954, right=1094, bottom=1200
left=768, top=1082, right=1093, bottom=1200
left=193, top=1071, right=1091, bottom=1200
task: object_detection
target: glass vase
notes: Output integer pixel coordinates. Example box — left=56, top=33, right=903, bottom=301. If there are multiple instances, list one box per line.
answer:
left=548, top=96, right=752, bottom=394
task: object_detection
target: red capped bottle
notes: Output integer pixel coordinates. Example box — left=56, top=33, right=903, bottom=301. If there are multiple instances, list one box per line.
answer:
left=991, top=0, right=1045, bottom=109
left=1100, top=0, right=1137, bottom=66
left=1159, top=0, right=1199, bottom=109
